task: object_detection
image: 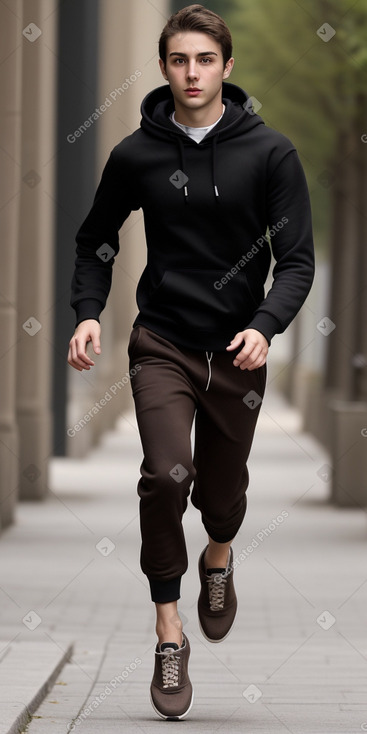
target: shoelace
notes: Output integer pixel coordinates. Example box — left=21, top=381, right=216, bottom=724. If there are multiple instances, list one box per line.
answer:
left=161, top=648, right=180, bottom=688
left=207, top=572, right=227, bottom=611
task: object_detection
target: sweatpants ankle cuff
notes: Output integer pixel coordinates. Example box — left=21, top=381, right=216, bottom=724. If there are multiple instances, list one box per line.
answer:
left=149, top=576, right=181, bottom=603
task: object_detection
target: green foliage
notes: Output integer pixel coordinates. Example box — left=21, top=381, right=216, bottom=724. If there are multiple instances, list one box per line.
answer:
left=222, top=0, right=367, bottom=244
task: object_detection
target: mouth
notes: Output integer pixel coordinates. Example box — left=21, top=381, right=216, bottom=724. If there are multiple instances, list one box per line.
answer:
left=184, top=88, right=202, bottom=96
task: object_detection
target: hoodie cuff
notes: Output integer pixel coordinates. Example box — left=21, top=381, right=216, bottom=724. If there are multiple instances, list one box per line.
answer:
left=245, top=311, right=284, bottom=346
left=74, top=299, right=103, bottom=328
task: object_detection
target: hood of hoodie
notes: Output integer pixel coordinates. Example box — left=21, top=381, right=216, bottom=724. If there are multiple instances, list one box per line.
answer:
left=140, top=82, right=265, bottom=205
left=140, top=81, right=264, bottom=143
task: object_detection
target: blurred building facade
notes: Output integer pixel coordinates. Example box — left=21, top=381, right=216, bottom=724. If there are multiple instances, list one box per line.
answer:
left=0, top=0, right=168, bottom=532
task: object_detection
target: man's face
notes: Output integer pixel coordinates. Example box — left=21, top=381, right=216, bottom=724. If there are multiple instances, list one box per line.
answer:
left=159, top=31, right=234, bottom=112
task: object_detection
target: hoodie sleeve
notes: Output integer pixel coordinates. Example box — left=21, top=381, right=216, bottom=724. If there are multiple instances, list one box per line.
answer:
left=70, top=148, right=135, bottom=327
left=246, top=149, right=315, bottom=344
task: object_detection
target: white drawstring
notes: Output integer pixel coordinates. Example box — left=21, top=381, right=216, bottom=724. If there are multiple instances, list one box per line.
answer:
left=205, top=351, right=213, bottom=391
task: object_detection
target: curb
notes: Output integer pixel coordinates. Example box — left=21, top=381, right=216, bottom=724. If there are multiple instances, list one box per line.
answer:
left=2, top=641, right=74, bottom=734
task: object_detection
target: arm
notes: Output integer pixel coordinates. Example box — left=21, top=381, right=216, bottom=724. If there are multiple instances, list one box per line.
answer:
left=247, top=149, right=315, bottom=340
left=228, top=149, right=315, bottom=370
left=68, top=148, right=135, bottom=371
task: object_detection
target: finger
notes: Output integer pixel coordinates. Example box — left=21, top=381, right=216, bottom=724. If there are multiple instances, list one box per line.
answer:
left=75, top=337, right=95, bottom=366
left=92, top=341, right=101, bottom=355
left=69, top=338, right=93, bottom=370
left=70, top=339, right=79, bottom=363
left=233, top=340, right=257, bottom=363
left=226, top=333, right=244, bottom=350
left=67, top=345, right=84, bottom=371
left=91, top=333, right=101, bottom=355
left=234, top=343, right=262, bottom=368
left=237, top=351, right=261, bottom=369
left=240, top=354, right=264, bottom=371
left=242, top=354, right=267, bottom=371
left=68, top=358, right=83, bottom=372
left=240, top=347, right=267, bottom=370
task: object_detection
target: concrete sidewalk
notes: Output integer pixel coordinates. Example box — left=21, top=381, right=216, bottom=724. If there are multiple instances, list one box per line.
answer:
left=1, top=381, right=367, bottom=733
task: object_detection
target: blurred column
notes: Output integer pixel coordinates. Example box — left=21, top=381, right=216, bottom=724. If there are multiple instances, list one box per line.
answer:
left=115, top=0, right=169, bottom=418
left=327, top=108, right=367, bottom=506
left=297, top=258, right=333, bottom=448
left=16, top=0, right=57, bottom=499
left=0, top=1, right=22, bottom=527
left=57, top=0, right=100, bottom=459
left=84, top=0, right=170, bottom=436
left=325, top=129, right=359, bottom=401
left=353, top=94, right=367, bottom=405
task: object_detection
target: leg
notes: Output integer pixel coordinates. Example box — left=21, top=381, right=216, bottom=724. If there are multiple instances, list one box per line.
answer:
left=155, top=601, right=183, bottom=647
left=129, top=326, right=197, bottom=605
left=192, top=354, right=267, bottom=542
left=204, top=536, right=233, bottom=570
left=129, top=327, right=199, bottom=721
left=193, top=353, right=266, bottom=642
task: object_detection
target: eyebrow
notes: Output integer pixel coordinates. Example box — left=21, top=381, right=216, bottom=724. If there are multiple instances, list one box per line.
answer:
left=169, top=51, right=218, bottom=58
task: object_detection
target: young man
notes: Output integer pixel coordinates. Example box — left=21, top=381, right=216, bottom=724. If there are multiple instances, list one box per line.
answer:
left=68, top=4, right=314, bottom=721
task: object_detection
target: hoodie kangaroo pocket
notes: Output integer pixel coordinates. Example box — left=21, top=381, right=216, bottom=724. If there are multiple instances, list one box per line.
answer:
left=150, top=268, right=261, bottom=330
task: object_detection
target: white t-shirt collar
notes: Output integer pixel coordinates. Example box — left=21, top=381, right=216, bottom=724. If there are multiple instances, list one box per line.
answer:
left=170, top=104, right=225, bottom=144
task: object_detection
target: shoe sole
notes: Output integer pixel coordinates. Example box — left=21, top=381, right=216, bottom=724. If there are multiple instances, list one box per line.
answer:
left=198, top=614, right=236, bottom=643
left=150, top=689, right=194, bottom=720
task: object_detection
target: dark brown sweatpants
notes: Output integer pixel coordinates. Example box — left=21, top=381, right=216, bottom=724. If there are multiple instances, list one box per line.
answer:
left=128, top=325, right=266, bottom=603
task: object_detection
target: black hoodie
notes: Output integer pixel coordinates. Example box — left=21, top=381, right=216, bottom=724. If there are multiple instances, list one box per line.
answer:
left=71, top=82, right=314, bottom=350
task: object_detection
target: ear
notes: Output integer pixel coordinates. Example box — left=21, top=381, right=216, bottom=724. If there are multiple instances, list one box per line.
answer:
left=223, top=57, right=234, bottom=80
left=159, top=58, right=168, bottom=80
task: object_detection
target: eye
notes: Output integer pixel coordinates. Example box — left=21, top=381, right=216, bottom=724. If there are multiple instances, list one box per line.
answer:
left=200, top=58, right=212, bottom=64
left=173, top=58, right=186, bottom=64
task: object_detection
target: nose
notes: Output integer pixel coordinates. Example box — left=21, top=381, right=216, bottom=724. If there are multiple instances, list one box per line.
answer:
left=186, top=60, right=199, bottom=81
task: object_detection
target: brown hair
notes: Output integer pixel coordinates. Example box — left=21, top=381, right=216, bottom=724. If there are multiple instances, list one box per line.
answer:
left=159, top=4, right=233, bottom=68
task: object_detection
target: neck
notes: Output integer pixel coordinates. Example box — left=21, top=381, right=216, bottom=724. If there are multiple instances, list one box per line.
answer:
left=173, top=96, right=224, bottom=128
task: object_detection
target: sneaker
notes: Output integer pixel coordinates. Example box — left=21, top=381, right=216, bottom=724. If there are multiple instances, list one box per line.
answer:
left=198, top=545, right=237, bottom=642
left=150, top=632, right=194, bottom=720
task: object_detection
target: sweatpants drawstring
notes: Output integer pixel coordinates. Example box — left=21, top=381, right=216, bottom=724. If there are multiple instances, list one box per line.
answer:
left=205, top=351, right=213, bottom=391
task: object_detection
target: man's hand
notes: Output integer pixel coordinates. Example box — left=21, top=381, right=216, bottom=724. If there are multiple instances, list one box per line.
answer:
left=226, top=328, right=268, bottom=370
left=68, top=319, right=101, bottom=372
